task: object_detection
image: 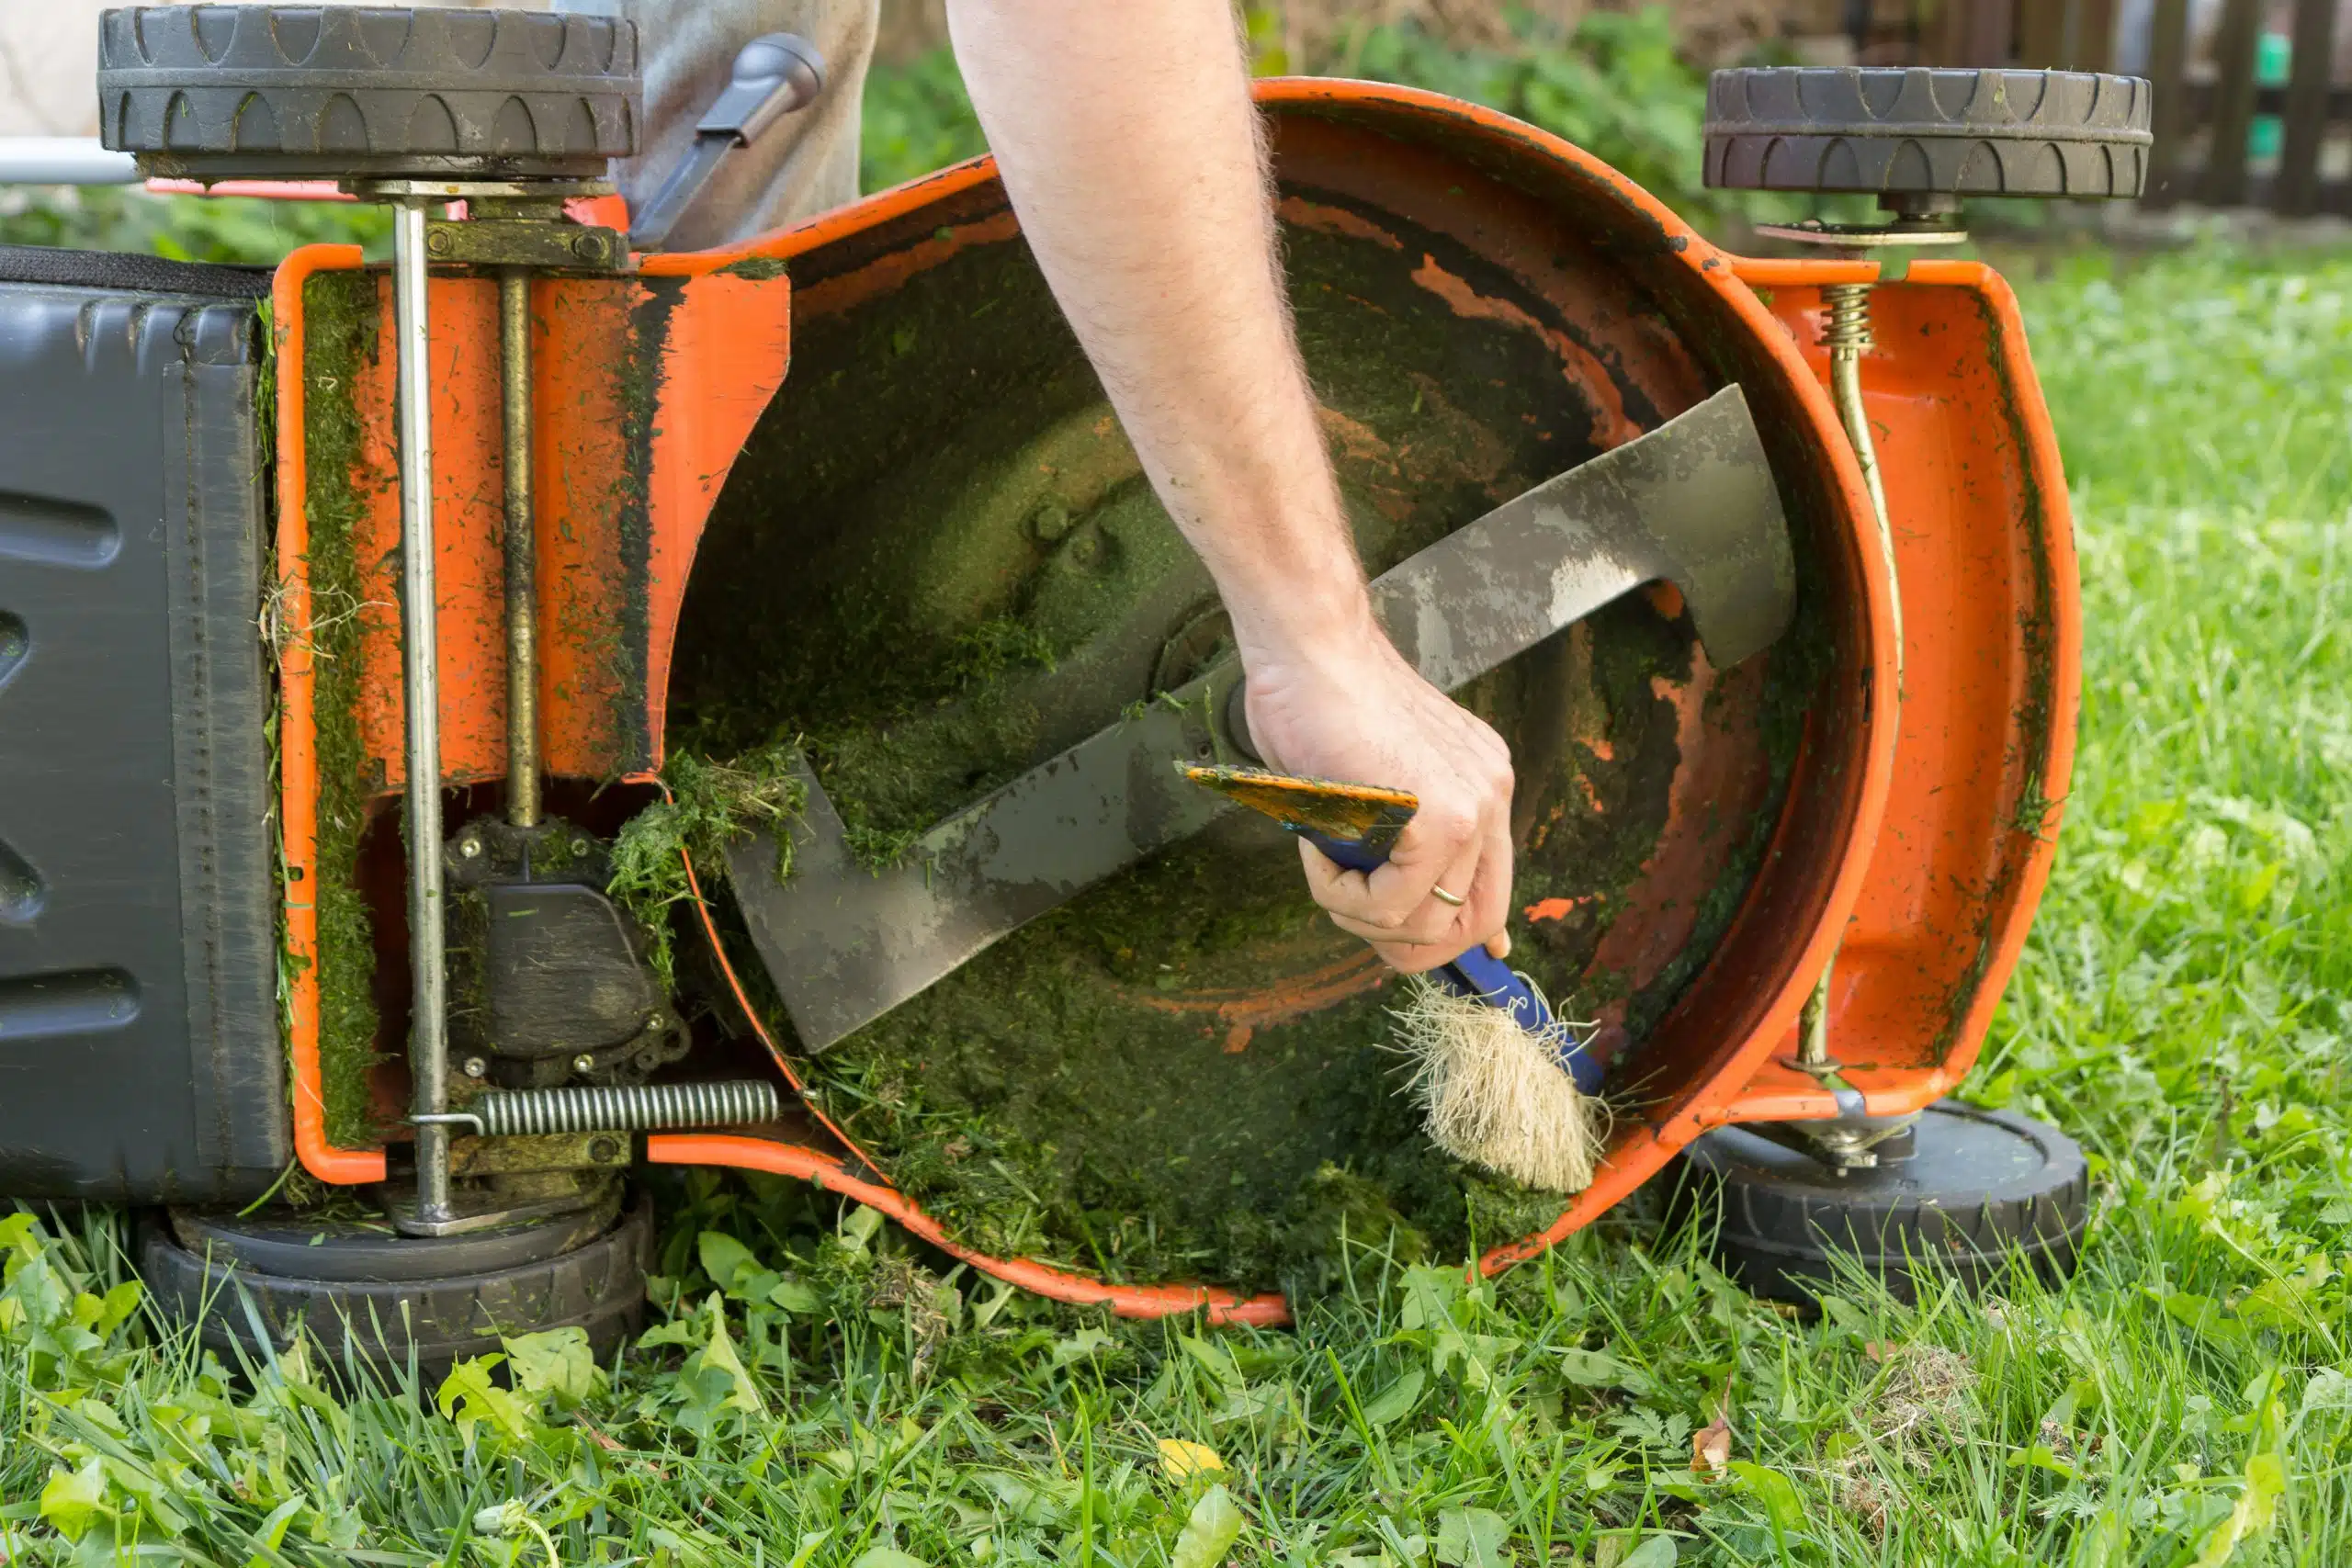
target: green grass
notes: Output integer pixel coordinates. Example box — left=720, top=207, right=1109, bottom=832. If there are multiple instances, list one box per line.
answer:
left=6, top=239, right=2349, bottom=1568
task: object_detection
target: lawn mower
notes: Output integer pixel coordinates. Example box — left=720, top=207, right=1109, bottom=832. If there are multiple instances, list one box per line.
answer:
left=0, top=6, right=2149, bottom=1364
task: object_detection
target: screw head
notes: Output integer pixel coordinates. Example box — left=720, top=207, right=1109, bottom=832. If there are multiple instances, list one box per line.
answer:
left=588, top=1135, right=622, bottom=1163
left=572, top=1053, right=596, bottom=1075
left=461, top=1055, right=487, bottom=1078
left=458, top=834, right=481, bottom=859
left=570, top=838, right=592, bottom=857
left=425, top=227, right=453, bottom=255
left=571, top=231, right=607, bottom=261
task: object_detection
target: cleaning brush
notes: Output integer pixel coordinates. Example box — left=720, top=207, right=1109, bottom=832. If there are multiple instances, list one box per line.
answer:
left=1182, top=764, right=1607, bottom=1193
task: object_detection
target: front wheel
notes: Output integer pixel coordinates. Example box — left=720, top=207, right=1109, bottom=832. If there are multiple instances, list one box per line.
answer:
left=139, top=1190, right=653, bottom=1379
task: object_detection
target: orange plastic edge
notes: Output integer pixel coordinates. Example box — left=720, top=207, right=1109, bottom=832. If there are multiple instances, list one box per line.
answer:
left=1881, top=259, right=2078, bottom=1092
left=1691, top=258, right=2080, bottom=1128
left=1728, top=256, right=1881, bottom=288
left=274, top=242, right=390, bottom=1186
left=649, top=1134, right=1290, bottom=1326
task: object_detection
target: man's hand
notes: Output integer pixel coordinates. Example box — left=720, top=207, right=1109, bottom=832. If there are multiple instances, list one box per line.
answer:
left=948, top=0, right=1516, bottom=971
left=1242, top=615, right=1516, bottom=972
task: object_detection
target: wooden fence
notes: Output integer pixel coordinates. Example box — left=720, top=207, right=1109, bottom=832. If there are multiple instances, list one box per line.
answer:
left=2140, top=0, right=2349, bottom=214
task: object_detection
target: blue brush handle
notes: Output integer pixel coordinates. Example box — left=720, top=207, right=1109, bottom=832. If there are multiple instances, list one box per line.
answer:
left=1301, top=829, right=1602, bottom=1094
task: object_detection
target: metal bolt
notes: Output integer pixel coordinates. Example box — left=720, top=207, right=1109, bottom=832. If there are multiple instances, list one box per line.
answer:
left=571, top=231, right=606, bottom=261
left=458, top=833, right=481, bottom=859
left=572, top=1053, right=596, bottom=1075
left=588, top=1135, right=622, bottom=1163
left=425, top=227, right=453, bottom=256
left=461, top=1055, right=487, bottom=1078
left=571, top=838, right=592, bottom=857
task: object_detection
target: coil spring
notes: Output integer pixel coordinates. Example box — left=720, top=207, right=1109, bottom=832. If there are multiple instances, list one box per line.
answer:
left=1820, top=282, right=1874, bottom=353
left=471, top=1078, right=781, bottom=1137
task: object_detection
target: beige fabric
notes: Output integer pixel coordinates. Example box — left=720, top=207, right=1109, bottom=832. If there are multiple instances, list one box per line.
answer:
left=558, top=0, right=880, bottom=248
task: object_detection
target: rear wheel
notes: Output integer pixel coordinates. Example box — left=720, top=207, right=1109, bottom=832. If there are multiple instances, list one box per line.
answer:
left=1704, top=67, right=2152, bottom=202
left=97, top=5, right=641, bottom=180
left=139, top=1191, right=652, bottom=1379
left=1670, top=1100, right=2088, bottom=1304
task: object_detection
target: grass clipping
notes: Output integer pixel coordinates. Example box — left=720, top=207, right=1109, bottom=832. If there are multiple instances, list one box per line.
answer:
left=1394, top=974, right=1606, bottom=1194
left=609, top=742, right=807, bottom=990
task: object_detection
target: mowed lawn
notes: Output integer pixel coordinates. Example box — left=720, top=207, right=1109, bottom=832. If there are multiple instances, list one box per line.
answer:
left=5, top=243, right=2350, bottom=1568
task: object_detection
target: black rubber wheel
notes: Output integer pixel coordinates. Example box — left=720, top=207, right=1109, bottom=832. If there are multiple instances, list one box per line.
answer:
left=1669, top=1100, right=2088, bottom=1305
left=139, top=1193, right=653, bottom=1377
left=165, top=1189, right=621, bottom=1282
left=1704, top=68, right=2151, bottom=200
left=98, top=6, right=640, bottom=180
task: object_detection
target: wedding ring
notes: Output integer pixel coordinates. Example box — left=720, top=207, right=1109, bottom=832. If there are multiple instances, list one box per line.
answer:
left=1430, top=884, right=1467, bottom=908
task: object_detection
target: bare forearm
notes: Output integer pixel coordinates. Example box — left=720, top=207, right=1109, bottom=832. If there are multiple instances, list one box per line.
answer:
left=944, top=0, right=1371, bottom=665
left=947, top=1, right=1518, bottom=966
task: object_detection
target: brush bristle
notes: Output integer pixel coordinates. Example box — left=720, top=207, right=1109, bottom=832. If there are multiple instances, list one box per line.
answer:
left=1393, top=976, right=1606, bottom=1193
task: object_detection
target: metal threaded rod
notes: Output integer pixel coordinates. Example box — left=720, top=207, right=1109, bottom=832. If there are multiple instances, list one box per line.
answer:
left=393, top=197, right=452, bottom=1224
left=499, top=267, right=541, bottom=829
left=1819, top=282, right=1899, bottom=660
left=1800, top=282, right=1903, bottom=1073
left=431, top=1079, right=783, bottom=1138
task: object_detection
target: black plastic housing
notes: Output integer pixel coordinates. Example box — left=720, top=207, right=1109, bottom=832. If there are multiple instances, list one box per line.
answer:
left=0, top=246, right=288, bottom=1201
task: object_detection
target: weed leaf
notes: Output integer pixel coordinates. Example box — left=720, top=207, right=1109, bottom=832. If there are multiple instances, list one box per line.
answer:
left=1435, top=1505, right=1512, bottom=1568
left=1169, top=1483, right=1245, bottom=1568
left=1359, top=1369, right=1426, bottom=1427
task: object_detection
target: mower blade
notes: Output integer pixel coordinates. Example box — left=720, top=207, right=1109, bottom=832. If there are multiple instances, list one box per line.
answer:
left=729, top=384, right=1789, bottom=1051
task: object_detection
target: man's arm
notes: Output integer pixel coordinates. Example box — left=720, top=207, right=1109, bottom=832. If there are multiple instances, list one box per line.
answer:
left=945, top=0, right=1517, bottom=969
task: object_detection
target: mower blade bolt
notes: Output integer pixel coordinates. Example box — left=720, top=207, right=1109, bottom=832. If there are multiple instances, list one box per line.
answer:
left=462, top=1055, right=487, bottom=1078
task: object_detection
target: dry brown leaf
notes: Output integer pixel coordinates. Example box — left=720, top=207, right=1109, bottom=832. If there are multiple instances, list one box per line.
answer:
left=1691, top=1411, right=1732, bottom=1475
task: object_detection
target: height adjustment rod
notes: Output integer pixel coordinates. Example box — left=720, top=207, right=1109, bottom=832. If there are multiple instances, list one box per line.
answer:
left=628, top=33, right=826, bottom=252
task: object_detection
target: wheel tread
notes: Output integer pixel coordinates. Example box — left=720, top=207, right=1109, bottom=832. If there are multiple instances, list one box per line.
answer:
left=140, top=1195, right=652, bottom=1372
left=97, top=6, right=639, bottom=175
left=1705, top=66, right=2151, bottom=199
left=1672, top=1103, right=2089, bottom=1304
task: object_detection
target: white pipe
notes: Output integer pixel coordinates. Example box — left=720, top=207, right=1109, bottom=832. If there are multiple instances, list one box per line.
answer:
left=0, top=137, right=138, bottom=185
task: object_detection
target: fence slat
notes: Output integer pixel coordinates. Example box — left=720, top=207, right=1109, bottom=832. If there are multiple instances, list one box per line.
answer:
left=2203, top=0, right=2266, bottom=206
left=2018, top=0, right=2067, bottom=67
left=2019, top=0, right=2121, bottom=70
left=2145, top=0, right=2194, bottom=206
left=1935, top=0, right=2015, bottom=66
left=2278, top=0, right=2338, bottom=215
left=2073, top=0, right=2120, bottom=70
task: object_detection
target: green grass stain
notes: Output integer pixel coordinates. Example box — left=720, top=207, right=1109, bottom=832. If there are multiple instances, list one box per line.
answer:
left=299, top=270, right=390, bottom=1148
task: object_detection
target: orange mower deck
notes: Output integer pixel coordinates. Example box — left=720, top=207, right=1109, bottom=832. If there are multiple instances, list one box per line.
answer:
left=273, top=81, right=2073, bottom=1323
